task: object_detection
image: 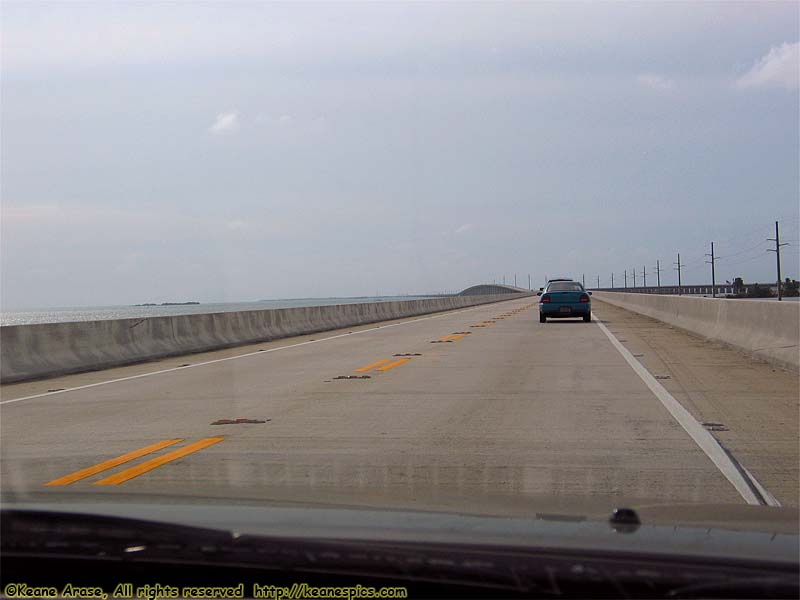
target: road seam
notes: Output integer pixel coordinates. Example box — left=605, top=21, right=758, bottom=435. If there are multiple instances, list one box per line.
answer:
left=593, top=313, right=778, bottom=507
left=1, top=300, right=522, bottom=406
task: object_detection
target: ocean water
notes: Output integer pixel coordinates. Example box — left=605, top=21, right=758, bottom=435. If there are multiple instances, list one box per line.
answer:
left=0, top=296, right=436, bottom=326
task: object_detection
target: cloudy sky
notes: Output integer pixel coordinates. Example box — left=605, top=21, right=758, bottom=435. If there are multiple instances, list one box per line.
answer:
left=2, top=2, right=798, bottom=308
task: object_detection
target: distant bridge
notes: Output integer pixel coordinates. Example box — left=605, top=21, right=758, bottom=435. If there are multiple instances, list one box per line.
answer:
left=594, top=285, right=735, bottom=295
left=459, top=284, right=531, bottom=296
left=591, top=283, right=780, bottom=296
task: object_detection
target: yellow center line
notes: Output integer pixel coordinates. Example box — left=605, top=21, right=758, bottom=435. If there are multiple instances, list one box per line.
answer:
left=44, top=439, right=183, bottom=486
left=376, top=358, right=412, bottom=372
left=93, top=437, right=224, bottom=486
left=449, top=334, right=468, bottom=341
left=437, top=334, right=454, bottom=341
left=354, top=359, right=391, bottom=372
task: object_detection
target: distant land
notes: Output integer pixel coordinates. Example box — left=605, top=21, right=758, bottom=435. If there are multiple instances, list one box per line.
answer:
left=257, top=295, right=428, bottom=302
left=133, top=302, right=200, bottom=306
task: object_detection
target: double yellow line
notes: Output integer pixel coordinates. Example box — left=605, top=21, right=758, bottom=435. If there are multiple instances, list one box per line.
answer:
left=437, top=333, right=469, bottom=342
left=354, top=358, right=412, bottom=373
left=45, top=437, right=223, bottom=486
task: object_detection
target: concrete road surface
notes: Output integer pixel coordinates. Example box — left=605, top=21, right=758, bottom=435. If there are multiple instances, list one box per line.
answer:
left=1, top=297, right=797, bottom=521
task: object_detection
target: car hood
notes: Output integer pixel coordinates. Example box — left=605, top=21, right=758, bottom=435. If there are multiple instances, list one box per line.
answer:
left=3, top=500, right=797, bottom=567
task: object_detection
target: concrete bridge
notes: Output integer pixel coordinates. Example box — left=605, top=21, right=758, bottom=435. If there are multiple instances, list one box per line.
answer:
left=0, top=285, right=797, bottom=519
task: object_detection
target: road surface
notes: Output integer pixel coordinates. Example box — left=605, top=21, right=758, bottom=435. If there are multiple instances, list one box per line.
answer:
left=1, top=297, right=797, bottom=521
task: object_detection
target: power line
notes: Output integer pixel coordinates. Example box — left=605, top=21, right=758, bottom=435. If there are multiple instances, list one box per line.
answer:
left=722, top=252, right=770, bottom=268
left=723, top=248, right=773, bottom=268
left=716, top=239, right=771, bottom=261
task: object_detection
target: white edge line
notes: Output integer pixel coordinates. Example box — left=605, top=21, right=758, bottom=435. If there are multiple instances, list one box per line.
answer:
left=1, top=299, right=526, bottom=406
left=742, top=465, right=782, bottom=507
left=593, top=313, right=765, bottom=506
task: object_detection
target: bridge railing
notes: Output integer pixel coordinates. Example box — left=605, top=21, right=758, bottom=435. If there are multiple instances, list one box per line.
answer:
left=593, top=285, right=732, bottom=295
left=590, top=284, right=777, bottom=296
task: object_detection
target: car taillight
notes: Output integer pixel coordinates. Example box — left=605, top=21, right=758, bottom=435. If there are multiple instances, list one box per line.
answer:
left=541, top=295, right=551, bottom=303
left=579, top=294, right=590, bottom=303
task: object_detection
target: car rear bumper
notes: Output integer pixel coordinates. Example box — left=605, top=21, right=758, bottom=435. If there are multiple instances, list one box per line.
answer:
left=540, top=304, right=591, bottom=317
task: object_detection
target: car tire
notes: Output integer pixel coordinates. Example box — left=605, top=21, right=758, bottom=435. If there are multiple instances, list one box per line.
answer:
left=583, top=313, right=591, bottom=322
left=539, top=314, right=546, bottom=323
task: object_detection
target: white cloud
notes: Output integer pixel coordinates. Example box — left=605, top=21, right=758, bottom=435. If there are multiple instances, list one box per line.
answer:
left=454, top=223, right=473, bottom=234
left=209, top=111, right=240, bottom=135
left=737, top=41, right=799, bottom=89
left=637, top=73, right=675, bottom=91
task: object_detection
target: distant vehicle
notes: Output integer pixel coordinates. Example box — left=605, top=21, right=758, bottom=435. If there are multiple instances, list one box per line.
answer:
left=537, top=280, right=592, bottom=323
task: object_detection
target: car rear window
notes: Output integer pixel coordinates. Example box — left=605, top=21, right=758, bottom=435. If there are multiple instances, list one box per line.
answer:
left=548, top=282, right=584, bottom=292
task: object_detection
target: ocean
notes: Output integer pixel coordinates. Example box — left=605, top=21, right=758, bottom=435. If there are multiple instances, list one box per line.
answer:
left=0, top=296, right=436, bottom=326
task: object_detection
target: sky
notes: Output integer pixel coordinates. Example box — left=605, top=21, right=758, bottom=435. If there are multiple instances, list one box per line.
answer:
left=1, top=1, right=798, bottom=308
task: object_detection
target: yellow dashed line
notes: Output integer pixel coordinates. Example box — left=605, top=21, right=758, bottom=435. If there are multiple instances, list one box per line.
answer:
left=354, top=359, right=391, bottom=373
left=376, top=358, right=412, bottom=372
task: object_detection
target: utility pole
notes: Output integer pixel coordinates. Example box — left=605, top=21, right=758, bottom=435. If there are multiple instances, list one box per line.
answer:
left=674, top=253, right=684, bottom=296
left=654, top=260, right=661, bottom=288
left=596, top=275, right=600, bottom=289
left=642, top=266, right=647, bottom=288
left=632, top=268, right=636, bottom=288
left=582, top=274, right=586, bottom=287
left=611, top=273, right=615, bottom=288
left=767, top=221, right=789, bottom=301
left=705, top=242, right=719, bottom=298
left=528, top=274, right=531, bottom=291
left=624, top=269, right=627, bottom=288
left=514, top=273, right=517, bottom=287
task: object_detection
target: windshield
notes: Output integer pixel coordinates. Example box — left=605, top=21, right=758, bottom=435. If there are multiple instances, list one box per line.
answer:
left=1, top=0, right=798, bottom=552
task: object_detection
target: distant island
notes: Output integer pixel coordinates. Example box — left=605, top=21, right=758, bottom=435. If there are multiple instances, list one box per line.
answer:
left=133, top=302, right=200, bottom=306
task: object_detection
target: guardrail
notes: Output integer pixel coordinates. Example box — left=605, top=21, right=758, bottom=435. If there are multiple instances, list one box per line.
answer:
left=0, top=293, right=533, bottom=383
left=593, top=292, right=800, bottom=372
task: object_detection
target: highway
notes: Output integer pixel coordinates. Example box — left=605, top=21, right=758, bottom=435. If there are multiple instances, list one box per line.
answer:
left=1, top=297, right=797, bottom=519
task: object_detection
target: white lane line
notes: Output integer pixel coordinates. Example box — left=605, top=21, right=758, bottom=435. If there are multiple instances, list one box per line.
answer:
left=593, top=313, right=772, bottom=506
left=741, top=465, right=782, bottom=507
left=1, top=300, right=524, bottom=406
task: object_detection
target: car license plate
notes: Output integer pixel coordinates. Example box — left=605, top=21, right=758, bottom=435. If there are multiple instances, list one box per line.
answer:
left=559, top=306, right=571, bottom=313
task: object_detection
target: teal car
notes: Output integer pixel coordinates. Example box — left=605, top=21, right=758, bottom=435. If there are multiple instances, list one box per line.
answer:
left=538, top=279, right=592, bottom=323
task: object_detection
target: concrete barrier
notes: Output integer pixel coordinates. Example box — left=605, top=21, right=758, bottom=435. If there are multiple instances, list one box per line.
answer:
left=593, top=292, right=800, bottom=372
left=0, top=294, right=532, bottom=383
